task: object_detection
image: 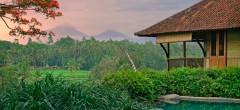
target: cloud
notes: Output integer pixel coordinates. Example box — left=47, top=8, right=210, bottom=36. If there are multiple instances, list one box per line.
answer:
left=115, top=0, right=200, bottom=12
left=55, top=0, right=201, bottom=37
left=58, top=0, right=199, bottom=13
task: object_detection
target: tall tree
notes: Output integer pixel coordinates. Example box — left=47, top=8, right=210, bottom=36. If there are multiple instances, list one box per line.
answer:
left=0, top=0, right=62, bottom=37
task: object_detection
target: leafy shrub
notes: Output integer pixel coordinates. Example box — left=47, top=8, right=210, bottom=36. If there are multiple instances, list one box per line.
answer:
left=90, top=56, right=120, bottom=79
left=102, top=70, right=156, bottom=100
left=212, top=67, right=240, bottom=98
left=0, top=65, right=21, bottom=89
left=102, top=67, right=240, bottom=101
left=160, top=68, right=214, bottom=97
left=118, top=64, right=132, bottom=71
left=0, top=74, right=146, bottom=110
left=0, top=61, right=32, bottom=89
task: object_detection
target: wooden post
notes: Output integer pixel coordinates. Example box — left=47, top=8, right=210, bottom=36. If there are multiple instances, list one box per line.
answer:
left=160, top=43, right=170, bottom=71
left=160, top=43, right=169, bottom=58
left=183, top=42, right=186, bottom=66
left=197, top=41, right=206, bottom=57
left=167, top=43, right=170, bottom=71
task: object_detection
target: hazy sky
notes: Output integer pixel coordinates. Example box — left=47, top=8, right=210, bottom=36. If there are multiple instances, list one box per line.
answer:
left=0, top=0, right=201, bottom=43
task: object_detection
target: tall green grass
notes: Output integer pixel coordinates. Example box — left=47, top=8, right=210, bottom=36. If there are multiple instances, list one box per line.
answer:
left=0, top=74, right=146, bottom=110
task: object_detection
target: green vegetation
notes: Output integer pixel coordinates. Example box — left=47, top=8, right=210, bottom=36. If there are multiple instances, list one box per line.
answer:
left=0, top=65, right=19, bottom=89
left=2, top=65, right=240, bottom=109
left=102, top=67, right=240, bottom=100
left=0, top=74, right=146, bottom=110
left=2, top=37, right=238, bottom=109
left=102, top=69, right=157, bottom=100
left=31, top=69, right=89, bottom=82
left=0, top=63, right=33, bottom=89
left=0, top=37, right=202, bottom=72
left=0, top=65, right=89, bottom=89
left=0, top=37, right=203, bottom=89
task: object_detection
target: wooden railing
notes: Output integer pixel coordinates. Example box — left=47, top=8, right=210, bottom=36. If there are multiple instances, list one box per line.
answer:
left=168, top=58, right=204, bottom=70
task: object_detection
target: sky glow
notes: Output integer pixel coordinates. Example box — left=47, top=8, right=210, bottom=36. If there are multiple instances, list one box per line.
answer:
left=0, top=0, right=201, bottom=43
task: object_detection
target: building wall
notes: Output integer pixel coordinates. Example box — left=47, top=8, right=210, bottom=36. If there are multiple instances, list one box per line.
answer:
left=227, top=29, right=240, bottom=67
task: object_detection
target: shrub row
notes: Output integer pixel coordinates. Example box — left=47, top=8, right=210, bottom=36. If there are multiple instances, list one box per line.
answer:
left=101, top=67, right=240, bottom=100
left=102, top=70, right=156, bottom=100
left=0, top=74, right=146, bottom=110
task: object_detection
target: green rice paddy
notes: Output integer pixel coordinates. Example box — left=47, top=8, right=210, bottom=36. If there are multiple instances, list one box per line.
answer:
left=31, top=69, right=89, bottom=82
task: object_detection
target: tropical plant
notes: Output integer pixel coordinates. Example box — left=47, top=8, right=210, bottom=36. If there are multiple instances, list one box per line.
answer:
left=0, top=38, right=202, bottom=71
left=90, top=56, right=120, bottom=79
left=0, top=65, right=18, bottom=89
left=102, top=67, right=240, bottom=101
left=102, top=70, right=156, bottom=100
left=67, top=59, right=81, bottom=72
left=0, top=74, right=146, bottom=110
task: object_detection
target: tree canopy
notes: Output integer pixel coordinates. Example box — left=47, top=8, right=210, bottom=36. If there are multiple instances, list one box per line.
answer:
left=0, top=36, right=203, bottom=71
left=0, top=0, right=62, bottom=37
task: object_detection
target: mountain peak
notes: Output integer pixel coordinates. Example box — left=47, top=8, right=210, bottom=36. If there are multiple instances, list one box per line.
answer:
left=94, top=30, right=130, bottom=41
left=47, top=25, right=89, bottom=42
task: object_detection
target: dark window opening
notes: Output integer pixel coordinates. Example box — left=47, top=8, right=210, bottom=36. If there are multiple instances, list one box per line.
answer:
left=211, top=32, right=216, bottom=56
left=219, top=31, right=224, bottom=56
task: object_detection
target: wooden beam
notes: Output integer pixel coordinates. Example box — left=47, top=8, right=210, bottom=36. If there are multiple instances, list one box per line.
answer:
left=183, top=42, right=186, bottom=66
left=167, top=43, right=170, bottom=71
left=160, top=43, right=169, bottom=58
left=197, top=41, right=206, bottom=57
left=167, top=43, right=170, bottom=58
left=160, top=43, right=170, bottom=71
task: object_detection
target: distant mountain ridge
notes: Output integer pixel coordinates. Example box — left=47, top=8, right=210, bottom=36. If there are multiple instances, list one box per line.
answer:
left=49, top=26, right=87, bottom=37
left=47, top=25, right=89, bottom=41
left=47, top=25, right=155, bottom=43
left=94, top=30, right=130, bottom=41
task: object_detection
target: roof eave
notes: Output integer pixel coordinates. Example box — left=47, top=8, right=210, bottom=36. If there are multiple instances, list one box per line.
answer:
left=135, top=27, right=240, bottom=37
left=134, top=32, right=156, bottom=37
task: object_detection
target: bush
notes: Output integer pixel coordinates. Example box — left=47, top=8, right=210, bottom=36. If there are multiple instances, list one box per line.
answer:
left=0, top=74, right=146, bottom=110
left=90, top=57, right=120, bottom=80
left=102, top=69, right=157, bottom=100
left=0, top=65, right=18, bottom=89
left=102, top=67, right=240, bottom=101
left=212, top=67, right=240, bottom=98
left=0, top=62, right=32, bottom=89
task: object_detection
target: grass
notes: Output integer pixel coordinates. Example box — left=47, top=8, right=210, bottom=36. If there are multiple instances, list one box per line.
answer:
left=0, top=74, right=146, bottom=110
left=31, top=69, right=89, bottom=82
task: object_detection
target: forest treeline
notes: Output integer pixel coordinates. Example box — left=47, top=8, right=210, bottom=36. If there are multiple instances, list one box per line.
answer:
left=0, top=36, right=202, bottom=71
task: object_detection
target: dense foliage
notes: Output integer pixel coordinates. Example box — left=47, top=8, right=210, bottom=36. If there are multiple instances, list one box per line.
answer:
left=0, top=74, right=146, bottom=110
left=102, top=67, right=240, bottom=100
left=102, top=69, right=157, bottom=100
left=0, top=65, right=18, bottom=88
left=0, top=37, right=202, bottom=72
left=0, top=62, right=32, bottom=89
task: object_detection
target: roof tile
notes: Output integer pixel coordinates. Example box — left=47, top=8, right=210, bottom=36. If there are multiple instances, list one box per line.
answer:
left=135, top=0, right=240, bottom=37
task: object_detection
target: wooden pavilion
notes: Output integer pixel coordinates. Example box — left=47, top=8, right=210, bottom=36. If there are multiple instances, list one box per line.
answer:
left=135, top=0, right=240, bottom=70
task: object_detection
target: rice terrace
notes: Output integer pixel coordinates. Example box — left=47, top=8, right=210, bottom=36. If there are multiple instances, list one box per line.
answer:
left=0, top=0, right=240, bottom=110
left=31, top=69, right=89, bottom=82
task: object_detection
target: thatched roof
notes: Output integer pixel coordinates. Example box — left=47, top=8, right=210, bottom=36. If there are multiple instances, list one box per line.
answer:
left=135, top=0, right=240, bottom=37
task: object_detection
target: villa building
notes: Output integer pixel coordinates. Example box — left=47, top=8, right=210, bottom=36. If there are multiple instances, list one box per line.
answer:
left=135, top=0, right=240, bottom=70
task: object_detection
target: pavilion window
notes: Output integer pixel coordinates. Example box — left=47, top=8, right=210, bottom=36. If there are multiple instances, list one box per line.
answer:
left=219, top=31, right=225, bottom=56
left=211, top=32, right=217, bottom=56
